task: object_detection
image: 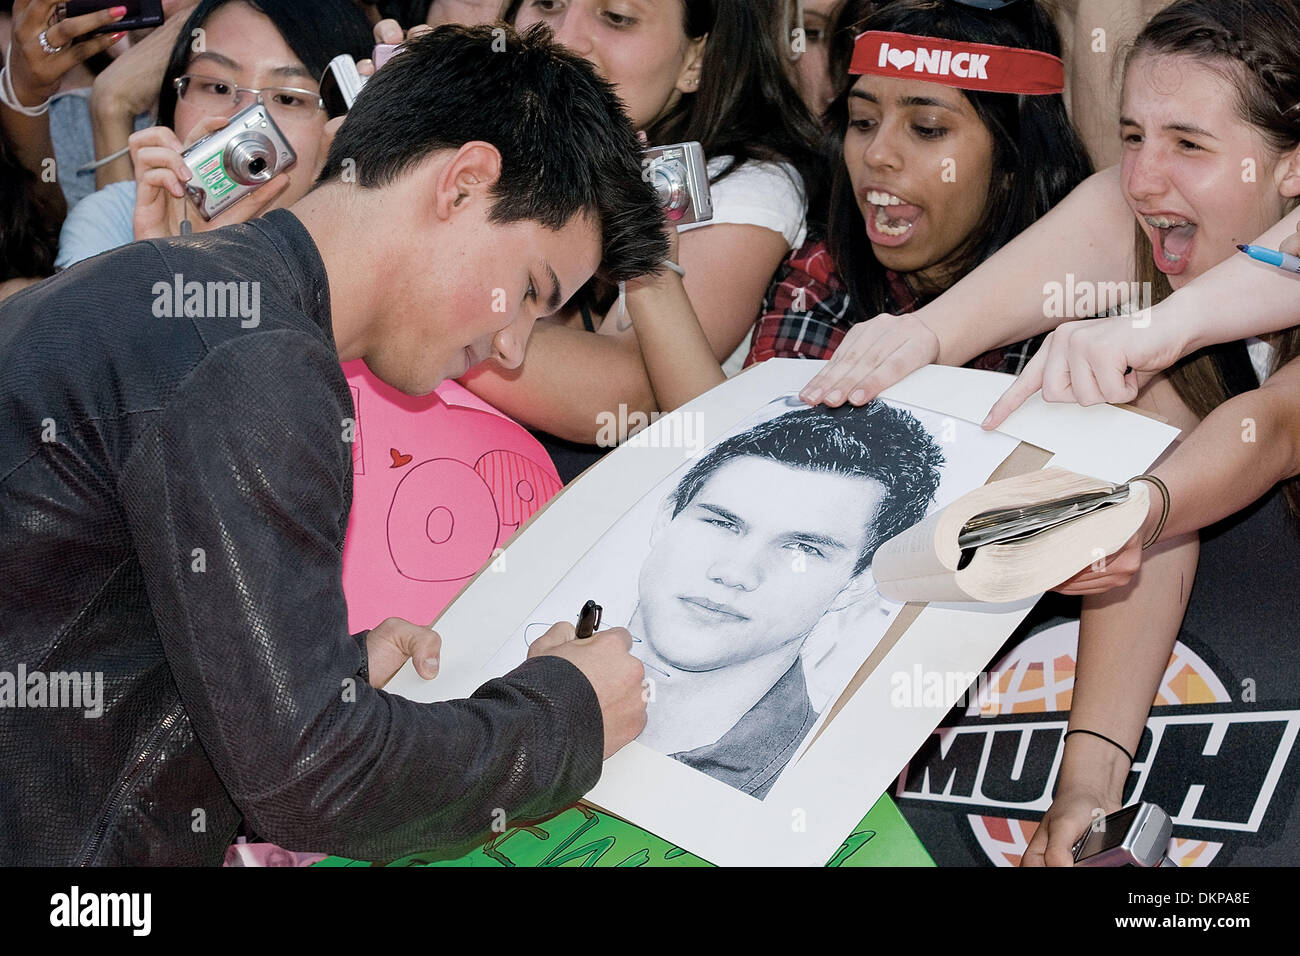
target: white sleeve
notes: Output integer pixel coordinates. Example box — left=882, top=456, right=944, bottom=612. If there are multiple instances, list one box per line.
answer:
left=56, top=181, right=139, bottom=270
left=677, top=157, right=808, bottom=250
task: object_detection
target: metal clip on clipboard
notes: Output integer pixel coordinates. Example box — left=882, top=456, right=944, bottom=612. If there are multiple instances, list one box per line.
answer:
left=955, top=484, right=1132, bottom=569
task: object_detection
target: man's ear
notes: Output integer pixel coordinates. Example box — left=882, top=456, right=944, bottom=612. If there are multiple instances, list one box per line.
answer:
left=675, top=33, right=708, bottom=95
left=432, top=141, right=503, bottom=220
left=826, top=568, right=878, bottom=614
left=1276, top=142, right=1300, bottom=200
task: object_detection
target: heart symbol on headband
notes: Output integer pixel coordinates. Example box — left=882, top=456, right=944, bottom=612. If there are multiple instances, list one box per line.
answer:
left=389, top=448, right=413, bottom=468
left=887, top=48, right=916, bottom=70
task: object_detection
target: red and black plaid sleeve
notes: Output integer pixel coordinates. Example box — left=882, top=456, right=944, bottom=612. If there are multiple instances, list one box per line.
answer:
left=746, top=241, right=853, bottom=366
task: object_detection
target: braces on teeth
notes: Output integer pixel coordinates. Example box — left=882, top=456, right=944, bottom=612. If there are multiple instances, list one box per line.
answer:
left=874, top=202, right=911, bottom=236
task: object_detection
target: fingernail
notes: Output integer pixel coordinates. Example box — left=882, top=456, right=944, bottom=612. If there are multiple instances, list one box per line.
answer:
left=111, top=32, right=127, bottom=41
left=111, top=6, right=128, bottom=16
left=825, top=390, right=841, bottom=405
left=981, top=412, right=993, bottom=428
left=422, top=657, right=440, bottom=676
left=849, top=389, right=866, bottom=405
left=800, top=388, right=820, bottom=403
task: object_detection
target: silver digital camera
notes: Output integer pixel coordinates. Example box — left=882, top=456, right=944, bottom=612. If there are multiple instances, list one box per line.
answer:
left=1072, top=802, right=1174, bottom=867
left=641, top=141, right=713, bottom=226
left=181, top=104, right=297, bottom=221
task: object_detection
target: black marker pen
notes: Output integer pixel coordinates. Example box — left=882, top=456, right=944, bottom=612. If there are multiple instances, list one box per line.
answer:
left=575, top=600, right=602, bottom=640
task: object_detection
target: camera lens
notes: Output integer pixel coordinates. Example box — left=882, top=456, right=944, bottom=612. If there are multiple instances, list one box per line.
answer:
left=224, top=131, right=277, bottom=185
left=647, top=159, right=689, bottom=216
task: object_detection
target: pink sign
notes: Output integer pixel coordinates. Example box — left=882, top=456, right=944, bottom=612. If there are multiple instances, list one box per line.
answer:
left=340, top=360, right=563, bottom=633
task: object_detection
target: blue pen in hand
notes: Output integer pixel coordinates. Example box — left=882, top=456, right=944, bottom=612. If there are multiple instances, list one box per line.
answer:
left=1237, top=243, right=1300, bottom=275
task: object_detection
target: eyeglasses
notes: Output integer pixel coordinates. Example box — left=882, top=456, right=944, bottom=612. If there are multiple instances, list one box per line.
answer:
left=173, top=74, right=325, bottom=124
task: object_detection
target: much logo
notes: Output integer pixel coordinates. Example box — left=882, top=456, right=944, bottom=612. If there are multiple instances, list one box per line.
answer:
left=896, top=623, right=1300, bottom=866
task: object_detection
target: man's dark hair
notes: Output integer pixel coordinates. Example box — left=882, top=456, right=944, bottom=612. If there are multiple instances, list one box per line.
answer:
left=318, top=24, right=668, bottom=282
left=670, top=402, right=945, bottom=575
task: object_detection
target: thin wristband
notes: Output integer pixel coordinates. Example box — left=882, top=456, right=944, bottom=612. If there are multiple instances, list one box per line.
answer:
left=76, top=144, right=131, bottom=173
left=1064, top=728, right=1135, bottom=765
left=1128, top=473, right=1170, bottom=548
left=0, top=52, right=52, bottom=117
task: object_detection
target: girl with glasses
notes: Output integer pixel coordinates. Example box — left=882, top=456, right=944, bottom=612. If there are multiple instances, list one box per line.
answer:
left=55, top=0, right=371, bottom=267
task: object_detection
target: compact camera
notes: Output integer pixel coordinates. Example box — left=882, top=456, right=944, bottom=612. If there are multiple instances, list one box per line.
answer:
left=56, top=0, right=164, bottom=39
left=180, top=104, right=297, bottom=221
left=641, top=141, right=713, bottom=226
left=323, top=44, right=405, bottom=112
left=1072, top=802, right=1174, bottom=867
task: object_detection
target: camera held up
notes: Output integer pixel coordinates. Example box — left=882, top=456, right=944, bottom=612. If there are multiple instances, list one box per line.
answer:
left=180, top=104, right=297, bottom=222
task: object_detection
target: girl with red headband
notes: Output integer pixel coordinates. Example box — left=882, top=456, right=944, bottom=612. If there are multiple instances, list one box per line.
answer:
left=745, top=0, right=1090, bottom=377
left=802, top=0, right=1300, bottom=868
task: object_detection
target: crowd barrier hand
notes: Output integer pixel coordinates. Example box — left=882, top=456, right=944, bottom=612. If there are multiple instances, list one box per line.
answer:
left=799, top=312, right=940, bottom=408
left=1022, top=786, right=1121, bottom=867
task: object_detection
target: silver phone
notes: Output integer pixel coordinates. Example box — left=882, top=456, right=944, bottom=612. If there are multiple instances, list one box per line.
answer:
left=1072, top=802, right=1173, bottom=867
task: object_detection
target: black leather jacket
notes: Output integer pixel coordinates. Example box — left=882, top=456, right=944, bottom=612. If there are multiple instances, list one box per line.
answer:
left=0, top=212, right=603, bottom=865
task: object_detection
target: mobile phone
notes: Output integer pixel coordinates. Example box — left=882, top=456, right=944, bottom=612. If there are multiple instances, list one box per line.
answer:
left=373, top=43, right=403, bottom=70
left=323, top=44, right=405, bottom=113
left=57, top=0, right=164, bottom=39
left=1072, top=802, right=1173, bottom=867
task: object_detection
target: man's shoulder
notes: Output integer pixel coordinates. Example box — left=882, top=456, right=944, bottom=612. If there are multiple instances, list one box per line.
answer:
left=0, top=228, right=342, bottom=457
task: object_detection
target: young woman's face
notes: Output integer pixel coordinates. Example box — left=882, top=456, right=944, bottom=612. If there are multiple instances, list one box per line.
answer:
left=427, top=0, right=506, bottom=26
left=173, top=2, right=328, bottom=210
left=1121, top=53, right=1300, bottom=290
left=843, top=73, right=995, bottom=287
left=790, top=0, right=842, bottom=119
left=513, top=0, right=706, bottom=130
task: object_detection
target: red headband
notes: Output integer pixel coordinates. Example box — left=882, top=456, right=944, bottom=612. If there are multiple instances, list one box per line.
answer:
left=850, top=31, right=1065, bottom=95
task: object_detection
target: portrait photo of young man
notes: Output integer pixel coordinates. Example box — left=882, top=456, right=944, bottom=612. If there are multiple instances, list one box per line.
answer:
left=628, top=402, right=946, bottom=798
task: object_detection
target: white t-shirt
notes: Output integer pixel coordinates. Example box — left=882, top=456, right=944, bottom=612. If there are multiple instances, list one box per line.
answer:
left=56, top=181, right=138, bottom=270
left=1247, top=336, right=1277, bottom=384
left=678, top=156, right=808, bottom=375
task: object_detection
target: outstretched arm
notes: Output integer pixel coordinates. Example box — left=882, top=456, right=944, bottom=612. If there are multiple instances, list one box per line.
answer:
left=803, top=165, right=1135, bottom=407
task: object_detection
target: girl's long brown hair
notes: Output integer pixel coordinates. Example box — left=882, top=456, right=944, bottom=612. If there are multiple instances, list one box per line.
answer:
left=1127, top=0, right=1300, bottom=527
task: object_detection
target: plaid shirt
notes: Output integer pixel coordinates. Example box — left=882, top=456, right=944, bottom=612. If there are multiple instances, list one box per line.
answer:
left=745, top=240, right=1043, bottom=373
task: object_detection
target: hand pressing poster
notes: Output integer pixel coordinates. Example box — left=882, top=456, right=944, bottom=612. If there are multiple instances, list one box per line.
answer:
left=385, top=361, right=1180, bottom=865
left=473, top=394, right=1016, bottom=800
